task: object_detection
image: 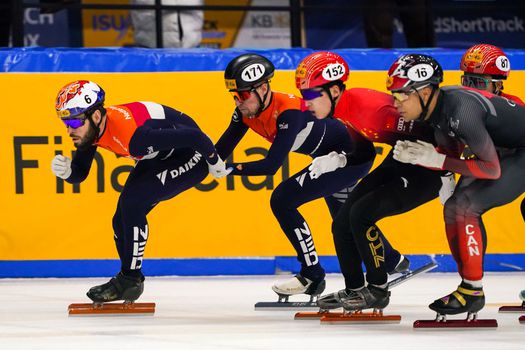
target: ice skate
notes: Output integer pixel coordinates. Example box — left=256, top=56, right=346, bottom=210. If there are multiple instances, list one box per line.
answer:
left=296, top=288, right=400, bottom=323
left=295, top=261, right=437, bottom=320
left=294, top=288, right=350, bottom=320
left=341, top=285, right=390, bottom=311
left=255, top=274, right=325, bottom=310
left=387, top=255, right=410, bottom=275
left=68, top=272, right=155, bottom=316
left=414, top=282, right=497, bottom=329
left=318, top=286, right=400, bottom=324
left=498, top=289, right=525, bottom=313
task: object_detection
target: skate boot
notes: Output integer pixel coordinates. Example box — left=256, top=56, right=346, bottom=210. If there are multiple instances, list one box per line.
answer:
left=87, top=272, right=145, bottom=303
left=317, top=288, right=355, bottom=310
left=272, top=274, right=326, bottom=303
left=387, top=255, right=410, bottom=275
left=429, top=281, right=485, bottom=319
left=341, top=285, right=390, bottom=312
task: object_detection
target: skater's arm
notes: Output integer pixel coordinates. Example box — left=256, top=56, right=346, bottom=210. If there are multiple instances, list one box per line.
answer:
left=66, top=145, right=98, bottom=183
left=129, top=118, right=220, bottom=165
left=229, top=110, right=303, bottom=175
left=214, top=108, right=250, bottom=160
left=441, top=101, right=500, bottom=179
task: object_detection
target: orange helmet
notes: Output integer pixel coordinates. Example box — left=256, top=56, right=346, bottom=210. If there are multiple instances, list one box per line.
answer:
left=460, top=44, right=510, bottom=79
left=295, top=51, right=349, bottom=90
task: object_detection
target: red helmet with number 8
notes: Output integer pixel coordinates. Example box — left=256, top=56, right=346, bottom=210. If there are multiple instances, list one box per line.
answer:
left=295, top=51, right=350, bottom=90
left=460, top=44, right=510, bottom=79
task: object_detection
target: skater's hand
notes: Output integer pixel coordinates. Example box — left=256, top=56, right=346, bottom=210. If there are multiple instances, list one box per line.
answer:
left=439, top=172, right=456, bottom=205
left=51, top=154, right=72, bottom=179
left=393, top=140, right=446, bottom=169
left=207, top=156, right=232, bottom=179
left=308, top=151, right=347, bottom=179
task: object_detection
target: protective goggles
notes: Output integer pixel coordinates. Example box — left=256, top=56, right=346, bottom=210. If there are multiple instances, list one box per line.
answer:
left=61, top=116, right=87, bottom=129
left=300, top=88, right=324, bottom=101
left=391, top=84, right=430, bottom=102
left=392, top=90, right=416, bottom=102
left=461, top=75, right=500, bottom=90
left=230, top=89, right=253, bottom=102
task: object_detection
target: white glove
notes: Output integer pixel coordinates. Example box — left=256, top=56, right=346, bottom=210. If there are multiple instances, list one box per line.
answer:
left=393, top=140, right=446, bottom=169
left=439, top=173, right=456, bottom=205
left=392, top=140, right=412, bottom=163
left=308, top=151, right=347, bottom=179
left=207, top=156, right=232, bottom=179
left=51, top=154, right=72, bottom=179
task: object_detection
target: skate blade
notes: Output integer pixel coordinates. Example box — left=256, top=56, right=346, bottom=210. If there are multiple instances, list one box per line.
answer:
left=294, top=310, right=340, bottom=320
left=498, top=305, right=525, bottom=313
left=413, top=318, right=498, bottom=329
left=254, top=301, right=318, bottom=311
left=519, top=316, right=525, bottom=324
left=387, top=262, right=437, bottom=289
left=321, top=311, right=401, bottom=324
left=68, top=302, right=156, bottom=316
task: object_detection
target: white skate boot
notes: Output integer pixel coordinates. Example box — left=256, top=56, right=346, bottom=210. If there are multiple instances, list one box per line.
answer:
left=272, top=274, right=326, bottom=302
left=254, top=274, right=325, bottom=310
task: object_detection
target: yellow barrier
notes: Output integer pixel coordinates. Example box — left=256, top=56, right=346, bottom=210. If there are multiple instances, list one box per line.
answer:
left=1, top=70, right=524, bottom=260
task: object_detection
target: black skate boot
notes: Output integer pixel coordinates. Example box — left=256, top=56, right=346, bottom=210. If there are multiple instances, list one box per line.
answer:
left=317, top=288, right=355, bottom=310
left=87, top=272, right=145, bottom=303
left=387, top=255, right=410, bottom=275
left=429, top=281, right=485, bottom=317
left=341, top=285, right=390, bottom=312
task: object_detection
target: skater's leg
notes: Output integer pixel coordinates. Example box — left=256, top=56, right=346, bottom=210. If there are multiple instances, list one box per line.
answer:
left=88, top=151, right=208, bottom=302
left=436, top=151, right=525, bottom=315
left=350, top=162, right=442, bottom=288
left=270, top=161, right=371, bottom=295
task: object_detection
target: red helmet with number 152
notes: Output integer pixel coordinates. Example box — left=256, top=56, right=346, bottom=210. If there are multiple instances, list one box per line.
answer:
left=295, top=51, right=350, bottom=90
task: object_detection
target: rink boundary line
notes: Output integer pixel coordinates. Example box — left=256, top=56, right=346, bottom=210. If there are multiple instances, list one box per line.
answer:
left=0, top=254, right=523, bottom=278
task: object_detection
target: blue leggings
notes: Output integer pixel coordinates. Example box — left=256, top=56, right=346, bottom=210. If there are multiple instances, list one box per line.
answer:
left=112, top=149, right=208, bottom=277
left=270, top=159, right=374, bottom=281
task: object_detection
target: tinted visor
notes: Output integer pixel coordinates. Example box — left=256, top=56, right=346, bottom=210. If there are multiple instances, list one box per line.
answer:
left=61, top=117, right=87, bottom=129
left=461, top=75, right=491, bottom=90
left=230, top=90, right=253, bottom=102
left=300, top=88, right=324, bottom=101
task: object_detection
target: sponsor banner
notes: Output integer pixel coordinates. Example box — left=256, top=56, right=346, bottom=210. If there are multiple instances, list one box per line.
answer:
left=80, top=0, right=289, bottom=48
left=1, top=67, right=525, bottom=262
left=304, top=0, right=525, bottom=49
left=201, top=0, right=250, bottom=48
left=23, top=6, right=71, bottom=46
left=82, top=0, right=135, bottom=47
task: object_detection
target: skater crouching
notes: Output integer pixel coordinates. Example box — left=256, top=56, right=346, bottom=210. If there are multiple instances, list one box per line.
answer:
left=388, top=54, right=525, bottom=320
left=52, top=80, right=230, bottom=304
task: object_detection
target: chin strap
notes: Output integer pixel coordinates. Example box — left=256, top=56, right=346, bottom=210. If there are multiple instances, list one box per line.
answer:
left=322, top=83, right=346, bottom=118
left=86, top=105, right=104, bottom=142
left=415, top=85, right=437, bottom=121
left=493, top=83, right=503, bottom=95
left=254, top=82, right=272, bottom=116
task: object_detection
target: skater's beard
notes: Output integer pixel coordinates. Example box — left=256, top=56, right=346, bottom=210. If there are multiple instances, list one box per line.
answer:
left=72, top=124, right=98, bottom=151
